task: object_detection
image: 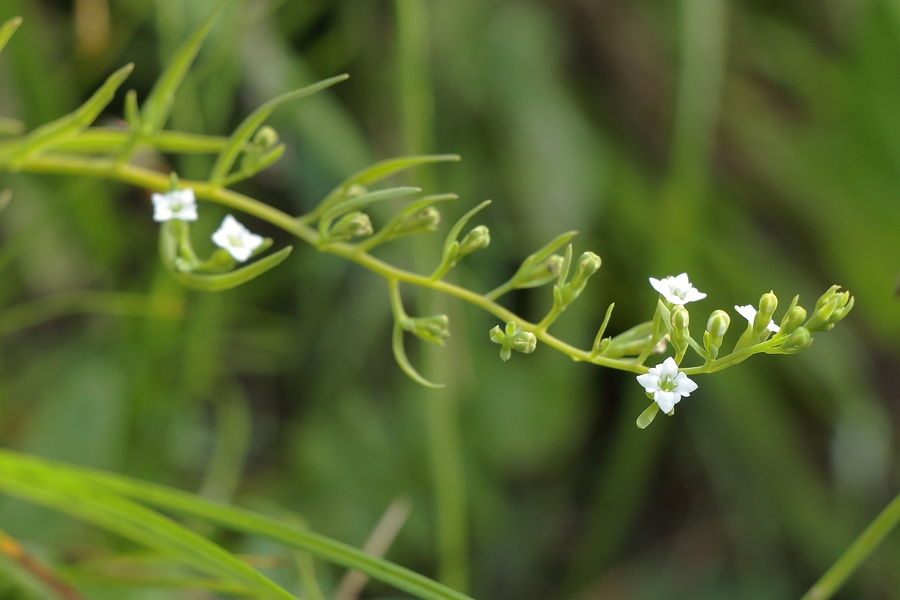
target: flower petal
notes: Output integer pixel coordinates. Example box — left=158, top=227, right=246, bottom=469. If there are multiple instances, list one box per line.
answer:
left=655, top=390, right=680, bottom=413
left=735, top=304, right=757, bottom=324
left=636, top=372, right=660, bottom=393
left=659, top=356, right=679, bottom=378
left=674, top=371, right=698, bottom=395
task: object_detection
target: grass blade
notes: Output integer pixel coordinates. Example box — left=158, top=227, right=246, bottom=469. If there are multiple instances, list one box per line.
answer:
left=0, top=450, right=471, bottom=600
left=0, top=454, right=295, bottom=600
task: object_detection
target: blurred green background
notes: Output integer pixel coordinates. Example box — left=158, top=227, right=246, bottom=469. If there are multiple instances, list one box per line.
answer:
left=1, top=0, right=899, bottom=598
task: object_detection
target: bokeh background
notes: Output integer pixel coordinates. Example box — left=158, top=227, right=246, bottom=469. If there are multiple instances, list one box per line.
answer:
left=1, top=0, right=899, bottom=598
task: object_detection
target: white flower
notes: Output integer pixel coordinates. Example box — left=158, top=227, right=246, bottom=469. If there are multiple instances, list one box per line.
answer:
left=636, top=356, right=698, bottom=413
left=211, top=215, right=264, bottom=262
left=649, top=273, right=707, bottom=305
left=151, top=188, right=198, bottom=222
left=734, top=304, right=779, bottom=333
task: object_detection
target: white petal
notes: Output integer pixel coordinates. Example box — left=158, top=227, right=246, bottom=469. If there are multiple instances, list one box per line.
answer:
left=211, top=215, right=264, bottom=262
left=674, top=372, right=698, bottom=395
left=666, top=293, right=688, bottom=305
left=636, top=373, right=660, bottom=393
left=766, top=320, right=780, bottom=333
left=655, top=390, right=681, bottom=413
left=659, top=357, right=679, bottom=378
left=673, top=273, right=690, bottom=287
left=682, top=288, right=707, bottom=303
left=735, top=304, right=757, bottom=324
left=649, top=277, right=668, bottom=296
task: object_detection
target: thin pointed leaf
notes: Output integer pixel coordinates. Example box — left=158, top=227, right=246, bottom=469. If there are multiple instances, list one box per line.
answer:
left=305, top=155, right=460, bottom=222
left=223, top=144, right=286, bottom=186
left=392, top=321, right=444, bottom=389
left=531, top=231, right=578, bottom=266
left=357, top=194, right=457, bottom=251
left=170, top=246, right=293, bottom=292
left=0, top=17, right=22, bottom=55
left=10, top=63, right=134, bottom=169
left=319, top=187, right=421, bottom=238
left=592, top=303, right=615, bottom=355
left=0, top=456, right=294, bottom=600
left=0, top=450, right=473, bottom=600
left=209, top=75, right=349, bottom=184
left=141, top=0, right=229, bottom=132
left=442, top=200, right=491, bottom=258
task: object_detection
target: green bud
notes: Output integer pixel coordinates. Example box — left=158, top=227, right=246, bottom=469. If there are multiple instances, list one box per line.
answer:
left=490, top=321, right=537, bottom=361
left=805, top=296, right=840, bottom=332
left=329, top=211, right=373, bottom=240
left=707, top=310, right=730, bottom=338
left=671, top=306, right=689, bottom=330
left=518, top=254, right=564, bottom=288
left=252, top=126, right=279, bottom=151
left=815, top=284, right=842, bottom=311
left=395, top=206, right=441, bottom=236
left=511, top=331, right=537, bottom=354
left=779, top=306, right=807, bottom=334
left=559, top=252, right=601, bottom=305
left=409, top=314, right=450, bottom=345
left=782, top=326, right=812, bottom=353
left=759, top=291, right=778, bottom=320
left=670, top=306, right=690, bottom=356
left=457, top=225, right=490, bottom=257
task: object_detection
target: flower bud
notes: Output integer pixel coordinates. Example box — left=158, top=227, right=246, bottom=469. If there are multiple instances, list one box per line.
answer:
left=707, top=310, right=730, bottom=338
left=559, top=252, right=601, bottom=305
left=409, top=314, right=450, bottom=345
left=518, top=254, right=564, bottom=288
left=779, top=305, right=807, bottom=334
left=805, top=296, right=841, bottom=332
left=457, top=225, right=490, bottom=258
left=758, top=291, right=778, bottom=320
left=782, top=326, right=812, bottom=353
left=330, top=211, right=373, bottom=239
left=490, top=321, right=537, bottom=361
left=395, top=206, right=441, bottom=236
left=670, top=306, right=690, bottom=356
left=252, top=126, right=279, bottom=151
left=511, top=331, right=537, bottom=354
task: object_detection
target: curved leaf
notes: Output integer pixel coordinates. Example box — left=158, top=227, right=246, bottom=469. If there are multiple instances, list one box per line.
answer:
left=170, top=246, right=293, bottom=292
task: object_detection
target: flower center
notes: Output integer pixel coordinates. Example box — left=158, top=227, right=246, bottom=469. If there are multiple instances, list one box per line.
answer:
left=658, top=373, right=676, bottom=392
left=171, top=201, right=183, bottom=212
left=227, top=234, right=244, bottom=248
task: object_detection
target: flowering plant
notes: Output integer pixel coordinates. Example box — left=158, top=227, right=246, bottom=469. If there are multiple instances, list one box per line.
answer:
left=0, top=6, right=873, bottom=600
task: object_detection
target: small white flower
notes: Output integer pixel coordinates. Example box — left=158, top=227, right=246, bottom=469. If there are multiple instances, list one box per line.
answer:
left=734, top=304, right=779, bottom=333
left=636, top=356, right=698, bottom=413
left=211, top=215, right=264, bottom=262
left=649, top=273, right=707, bottom=305
left=152, top=188, right=198, bottom=222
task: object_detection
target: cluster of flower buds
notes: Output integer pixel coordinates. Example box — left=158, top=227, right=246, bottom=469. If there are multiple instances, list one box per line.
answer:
left=632, top=273, right=854, bottom=428
left=406, top=314, right=451, bottom=346
left=489, top=321, right=537, bottom=362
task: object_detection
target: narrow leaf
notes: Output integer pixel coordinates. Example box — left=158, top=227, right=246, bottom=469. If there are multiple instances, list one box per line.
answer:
left=0, top=17, right=22, bottom=55
left=10, top=63, right=134, bottom=169
left=392, top=321, right=444, bottom=389
left=636, top=403, right=660, bottom=429
left=591, top=303, right=615, bottom=355
left=0, top=450, right=474, bottom=600
left=319, top=187, right=421, bottom=238
left=304, top=154, right=460, bottom=223
left=141, top=0, right=230, bottom=132
left=209, top=75, right=349, bottom=184
left=0, top=457, right=294, bottom=599
left=169, top=246, right=293, bottom=292
left=442, top=200, right=491, bottom=258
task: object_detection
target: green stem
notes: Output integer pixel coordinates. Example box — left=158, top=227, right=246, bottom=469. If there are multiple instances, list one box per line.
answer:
left=0, top=152, right=647, bottom=373
left=801, top=490, right=900, bottom=600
